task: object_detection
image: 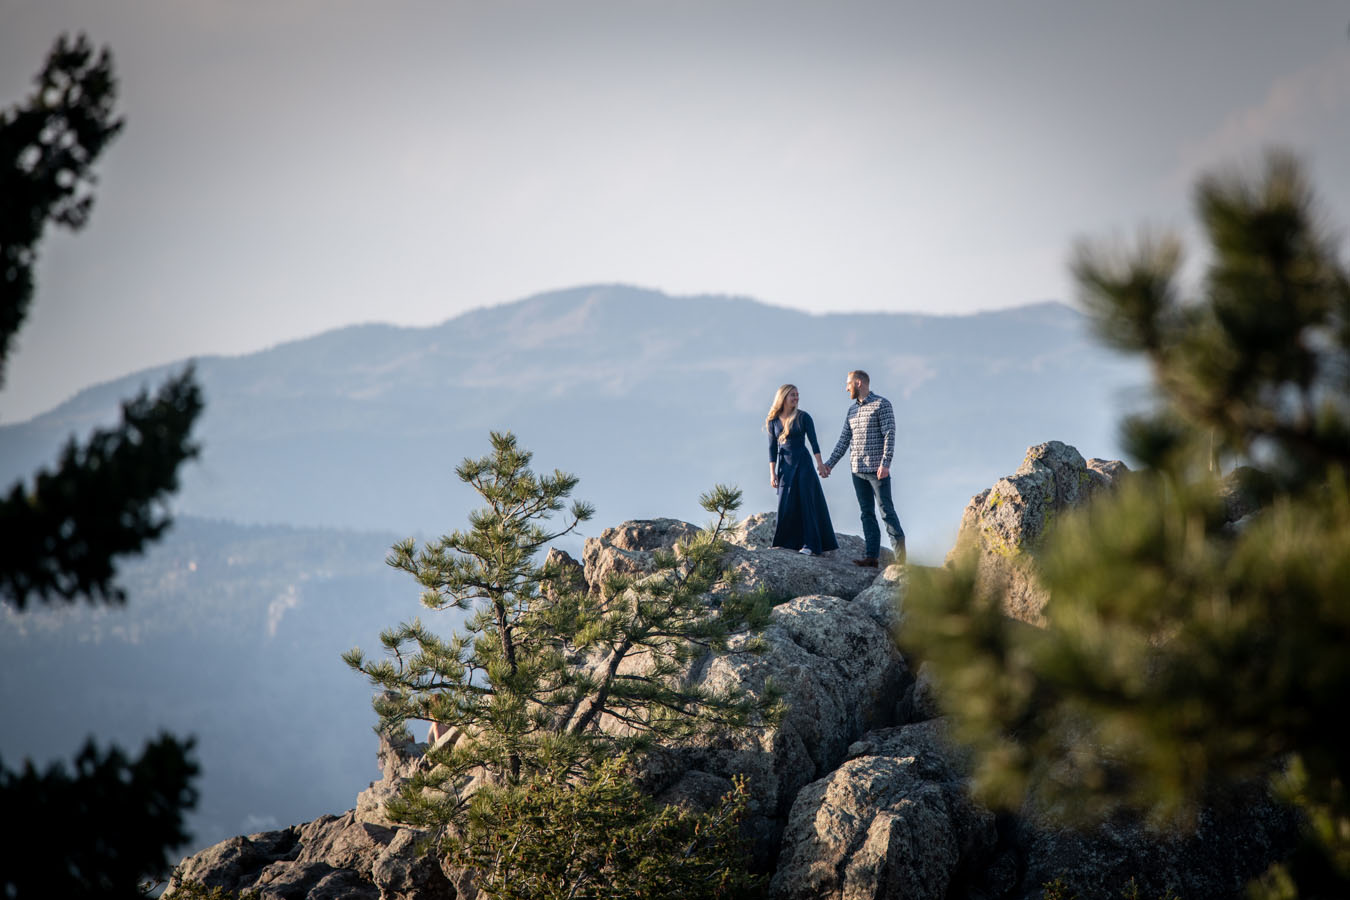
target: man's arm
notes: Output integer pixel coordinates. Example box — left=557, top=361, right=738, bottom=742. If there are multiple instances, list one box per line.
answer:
left=877, top=398, right=896, bottom=479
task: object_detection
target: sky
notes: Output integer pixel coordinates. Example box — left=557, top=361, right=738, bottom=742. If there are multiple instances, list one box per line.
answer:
left=2, top=0, right=1347, bottom=423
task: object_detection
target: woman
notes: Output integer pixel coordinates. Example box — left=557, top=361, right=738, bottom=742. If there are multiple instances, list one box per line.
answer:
left=765, top=384, right=838, bottom=555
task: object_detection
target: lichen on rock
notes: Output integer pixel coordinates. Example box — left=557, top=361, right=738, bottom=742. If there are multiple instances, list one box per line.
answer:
left=948, top=441, right=1127, bottom=625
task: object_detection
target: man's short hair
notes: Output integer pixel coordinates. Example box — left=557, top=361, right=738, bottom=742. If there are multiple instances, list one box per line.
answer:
left=849, top=369, right=870, bottom=385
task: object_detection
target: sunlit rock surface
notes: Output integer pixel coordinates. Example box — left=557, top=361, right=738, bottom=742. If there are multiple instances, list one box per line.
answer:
left=169, top=469, right=1295, bottom=900
left=948, top=441, right=1126, bottom=625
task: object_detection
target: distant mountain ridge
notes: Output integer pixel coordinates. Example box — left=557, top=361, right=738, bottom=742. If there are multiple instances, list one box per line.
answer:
left=0, top=285, right=1147, bottom=856
left=0, top=284, right=1145, bottom=562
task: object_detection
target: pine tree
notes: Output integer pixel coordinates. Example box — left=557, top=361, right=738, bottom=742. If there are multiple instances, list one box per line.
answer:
left=904, top=151, right=1350, bottom=899
left=0, top=35, right=202, bottom=899
left=1, top=737, right=200, bottom=898
left=0, top=367, right=203, bottom=608
left=447, top=755, right=763, bottom=900
left=345, top=432, right=779, bottom=875
left=1, top=33, right=202, bottom=611
left=0, top=35, right=122, bottom=382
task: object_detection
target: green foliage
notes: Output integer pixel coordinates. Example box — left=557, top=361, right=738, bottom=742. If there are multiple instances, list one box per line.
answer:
left=346, top=431, right=780, bottom=833
left=905, top=151, right=1350, bottom=899
left=1041, top=876, right=1181, bottom=900
left=0, top=33, right=123, bottom=385
left=163, top=882, right=262, bottom=900
left=0, top=366, right=203, bottom=609
left=0, top=35, right=201, bottom=898
left=446, top=755, right=762, bottom=900
left=0, top=736, right=199, bottom=900
left=1072, top=150, right=1350, bottom=490
left=163, top=882, right=261, bottom=900
left=1042, top=878, right=1075, bottom=900
left=0, top=34, right=201, bottom=613
left=560, top=480, right=779, bottom=746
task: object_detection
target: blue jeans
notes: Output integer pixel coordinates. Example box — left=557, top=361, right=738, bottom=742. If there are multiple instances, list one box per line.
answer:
left=851, top=472, right=905, bottom=559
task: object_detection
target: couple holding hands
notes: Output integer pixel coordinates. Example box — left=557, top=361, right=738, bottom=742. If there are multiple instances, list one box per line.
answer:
left=765, top=370, right=905, bottom=568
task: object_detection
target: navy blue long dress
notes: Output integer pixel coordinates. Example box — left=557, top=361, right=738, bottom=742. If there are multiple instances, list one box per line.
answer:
left=769, top=411, right=839, bottom=554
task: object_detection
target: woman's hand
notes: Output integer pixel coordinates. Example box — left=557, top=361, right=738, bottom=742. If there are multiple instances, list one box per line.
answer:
left=770, top=477, right=779, bottom=489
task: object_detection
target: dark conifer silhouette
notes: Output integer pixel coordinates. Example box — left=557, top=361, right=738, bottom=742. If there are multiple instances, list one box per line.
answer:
left=0, top=33, right=202, bottom=612
left=0, top=34, right=122, bottom=384
left=0, top=35, right=202, bottom=899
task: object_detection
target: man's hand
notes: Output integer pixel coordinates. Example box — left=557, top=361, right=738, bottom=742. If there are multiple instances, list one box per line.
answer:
left=877, top=465, right=890, bottom=480
left=818, top=462, right=831, bottom=478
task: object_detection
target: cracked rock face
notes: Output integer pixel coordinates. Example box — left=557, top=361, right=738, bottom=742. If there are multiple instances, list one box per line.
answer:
left=769, top=716, right=1297, bottom=900
left=172, top=494, right=1296, bottom=900
left=719, top=542, right=893, bottom=606
left=948, top=441, right=1126, bottom=625
left=581, top=517, right=701, bottom=593
left=166, top=810, right=452, bottom=900
left=849, top=563, right=907, bottom=636
left=585, top=512, right=894, bottom=604
left=647, top=588, right=911, bottom=865
left=354, top=731, right=426, bottom=829
left=770, top=720, right=999, bottom=900
left=169, top=514, right=911, bottom=897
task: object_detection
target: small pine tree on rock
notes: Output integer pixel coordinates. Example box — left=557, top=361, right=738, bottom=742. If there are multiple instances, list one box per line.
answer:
left=345, top=431, right=781, bottom=838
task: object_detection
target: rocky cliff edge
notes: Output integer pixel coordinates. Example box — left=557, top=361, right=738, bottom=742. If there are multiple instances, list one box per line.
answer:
left=168, top=442, right=1295, bottom=900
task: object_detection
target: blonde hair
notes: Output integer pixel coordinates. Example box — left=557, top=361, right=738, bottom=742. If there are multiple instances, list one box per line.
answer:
left=849, top=369, right=870, bottom=385
left=765, top=384, right=799, bottom=443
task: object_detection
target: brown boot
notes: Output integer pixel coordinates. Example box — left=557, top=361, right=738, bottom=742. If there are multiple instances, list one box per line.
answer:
left=853, top=557, right=879, bottom=568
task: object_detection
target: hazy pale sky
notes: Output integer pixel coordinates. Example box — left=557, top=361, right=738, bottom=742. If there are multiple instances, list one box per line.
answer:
left=2, top=0, right=1347, bottom=422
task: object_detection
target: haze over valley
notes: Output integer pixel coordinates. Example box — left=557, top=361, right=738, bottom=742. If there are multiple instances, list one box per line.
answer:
left=0, top=285, right=1145, bottom=850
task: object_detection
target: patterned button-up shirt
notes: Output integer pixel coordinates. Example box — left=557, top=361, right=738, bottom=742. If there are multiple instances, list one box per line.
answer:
left=825, top=392, right=896, bottom=474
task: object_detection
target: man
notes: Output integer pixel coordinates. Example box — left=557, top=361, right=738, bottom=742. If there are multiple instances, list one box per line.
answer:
left=820, top=370, right=906, bottom=567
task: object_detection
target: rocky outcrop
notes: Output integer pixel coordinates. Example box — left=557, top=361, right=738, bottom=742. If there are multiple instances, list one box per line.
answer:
left=568, top=516, right=913, bottom=864
left=172, top=515, right=908, bottom=896
left=581, top=517, right=701, bottom=593
left=771, top=716, right=1296, bottom=900
left=582, top=512, right=890, bottom=604
left=849, top=561, right=907, bottom=635
left=169, top=473, right=1296, bottom=900
left=770, top=720, right=1001, bottom=900
left=578, top=512, right=911, bottom=859
left=542, top=547, right=585, bottom=596
left=648, top=588, right=911, bottom=863
left=354, top=730, right=426, bottom=829
left=165, top=810, right=451, bottom=900
left=764, top=441, right=1294, bottom=900
left=728, top=511, right=890, bottom=563
left=948, top=441, right=1127, bottom=625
